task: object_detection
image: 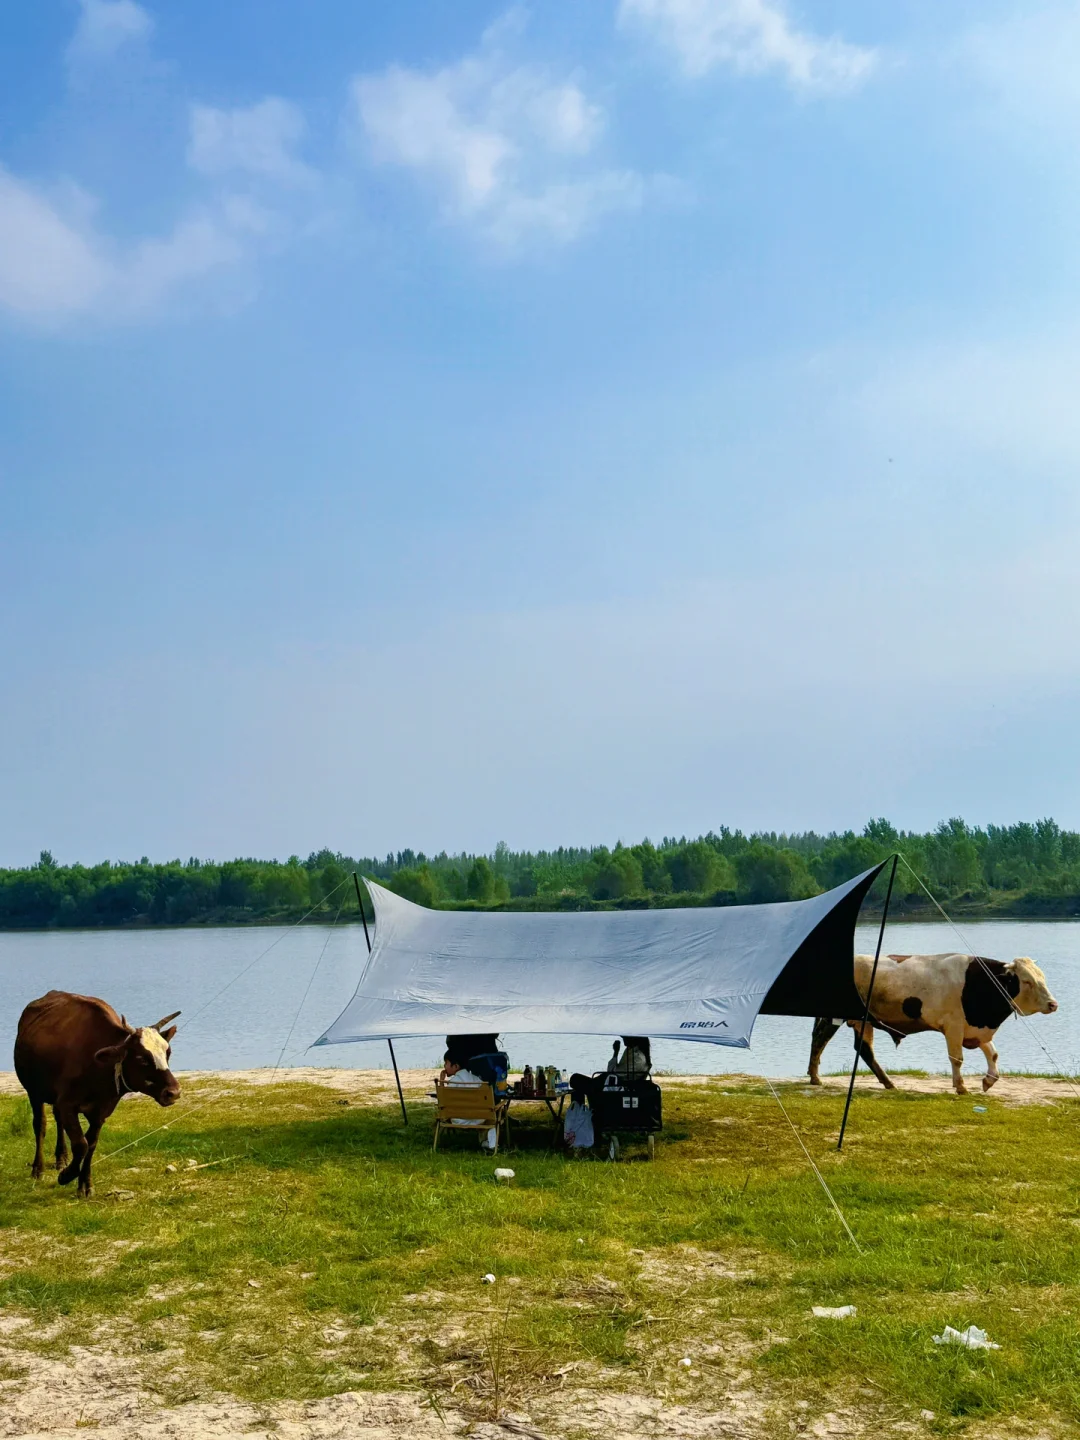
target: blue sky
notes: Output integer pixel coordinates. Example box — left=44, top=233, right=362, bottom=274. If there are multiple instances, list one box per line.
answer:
left=2, top=0, right=1080, bottom=865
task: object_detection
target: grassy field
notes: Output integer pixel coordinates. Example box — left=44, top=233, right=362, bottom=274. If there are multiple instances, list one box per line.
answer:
left=1, top=1074, right=1078, bottom=1437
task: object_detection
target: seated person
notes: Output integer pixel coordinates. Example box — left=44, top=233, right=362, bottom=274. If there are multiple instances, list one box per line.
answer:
left=608, top=1036, right=652, bottom=1078
left=444, top=1033, right=508, bottom=1094
left=438, top=1052, right=498, bottom=1153
left=444, top=1033, right=500, bottom=1068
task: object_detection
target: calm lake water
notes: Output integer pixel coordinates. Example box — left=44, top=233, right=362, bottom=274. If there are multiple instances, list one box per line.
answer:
left=1, top=919, right=1077, bottom=1081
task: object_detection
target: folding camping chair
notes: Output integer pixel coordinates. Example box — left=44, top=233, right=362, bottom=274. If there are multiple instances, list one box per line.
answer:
left=432, top=1082, right=510, bottom=1154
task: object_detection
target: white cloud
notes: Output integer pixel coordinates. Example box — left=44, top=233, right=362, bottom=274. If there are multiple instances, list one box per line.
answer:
left=0, top=170, right=110, bottom=319
left=188, top=98, right=315, bottom=187
left=619, top=0, right=876, bottom=93
left=352, top=16, right=640, bottom=246
left=67, top=0, right=152, bottom=65
left=0, top=165, right=248, bottom=325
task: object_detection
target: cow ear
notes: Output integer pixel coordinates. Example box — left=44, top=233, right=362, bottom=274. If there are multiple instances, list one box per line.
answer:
left=94, top=1041, right=128, bottom=1067
left=160, top=1025, right=178, bottom=1042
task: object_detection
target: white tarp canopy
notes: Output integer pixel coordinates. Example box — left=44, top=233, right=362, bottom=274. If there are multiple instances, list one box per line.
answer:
left=315, top=864, right=883, bottom=1051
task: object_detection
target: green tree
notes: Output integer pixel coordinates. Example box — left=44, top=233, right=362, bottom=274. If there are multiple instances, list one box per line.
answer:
left=632, top=841, right=673, bottom=894
left=390, top=866, right=439, bottom=907
left=668, top=840, right=733, bottom=893
left=811, top=833, right=887, bottom=891
left=467, top=857, right=496, bottom=903
left=588, top=846, right=644, bottom=901
left=735, top=844, right=818, bottom=903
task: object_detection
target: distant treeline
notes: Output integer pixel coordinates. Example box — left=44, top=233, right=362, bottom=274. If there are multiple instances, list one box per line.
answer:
left=3, top=818, right=1080, bottom=929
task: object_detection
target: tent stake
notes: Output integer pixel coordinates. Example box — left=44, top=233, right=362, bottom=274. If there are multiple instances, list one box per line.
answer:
left=353, top=871, right=408, bottom=1127
left=837, top=852, right=898, bottom=1151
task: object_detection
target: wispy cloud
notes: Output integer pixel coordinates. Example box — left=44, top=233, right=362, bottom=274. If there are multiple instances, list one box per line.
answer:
left=67, top=0, right=152, bottom=66
left=188, top=98, right=315, bottom=187
left=619, top=0, right=876, bottom=93
left=352, top=14, right=643, bottom=247
left=0, top=166, right=247, bottom=325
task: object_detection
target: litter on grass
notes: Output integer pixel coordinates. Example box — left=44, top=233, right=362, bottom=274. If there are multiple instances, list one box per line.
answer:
left=812, top=1305, right=857, bottom=1319
left=494, top=1168, right=515, bottom=1182
left=933, top=1325, right=999, bottom=1350
left=482, top=1273, right=496, bottom=1284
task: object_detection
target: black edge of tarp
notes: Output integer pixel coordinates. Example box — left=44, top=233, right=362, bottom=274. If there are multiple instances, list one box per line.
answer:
left=758, top=860, right=887, bottom=1020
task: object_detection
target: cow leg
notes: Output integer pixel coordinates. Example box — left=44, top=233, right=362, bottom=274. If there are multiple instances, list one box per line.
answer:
left=77, top=1110, right=106, bottom=1199
left=850, top=1021, right=896, bottom=1090
left=943, top=1025, right=968, bottom=1095
left=980, top=1039, right=1000, bottom=1092
left=29, top=1098, right=47, bottom=1180
left=56, top=1106, right=88, bottom=1188
left=53, top=1106, right=69, bottom=1171
left=808, top=1018, right=841, bottom=1085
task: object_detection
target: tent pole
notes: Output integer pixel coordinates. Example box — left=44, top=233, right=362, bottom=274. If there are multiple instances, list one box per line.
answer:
left=353, top=871, right=372, bottom=953
left=352, top=872, right=407, bottom=1126
left=388, top=1039, right=408, bottom=1126
left=837, top=853, right=898, bottom=1152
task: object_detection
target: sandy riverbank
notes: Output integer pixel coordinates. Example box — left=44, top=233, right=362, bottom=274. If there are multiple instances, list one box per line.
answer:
left=1, top=1066, right=1073, bottom=1105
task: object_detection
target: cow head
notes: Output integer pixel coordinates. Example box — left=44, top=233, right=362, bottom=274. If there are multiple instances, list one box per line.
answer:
left=1010, top=958, right=1057, bottom=1016
left=95, top=1011, right=182, bottom=1106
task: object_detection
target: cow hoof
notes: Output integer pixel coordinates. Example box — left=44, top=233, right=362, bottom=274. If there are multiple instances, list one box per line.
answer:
left=58, top=1163, right=79, bottom=1187
left=808, top=1075, right=822, bottom=1087
left=78, top=1185, right=93, bottom=1200
left=953, top=1086, right=969, bottom=1097
left=882, top=1079, right=897, bottom=1090
left=30, top=1164, right=44, bottom=1181
left=982, top=1074, right=999, bottom=1092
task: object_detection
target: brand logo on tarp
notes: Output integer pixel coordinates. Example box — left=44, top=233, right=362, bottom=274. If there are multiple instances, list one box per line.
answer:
left=680, top=1019, right=728, bottom=1029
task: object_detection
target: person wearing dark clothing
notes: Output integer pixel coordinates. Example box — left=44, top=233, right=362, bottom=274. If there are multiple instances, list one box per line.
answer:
left=570, top=1037, right=652, bottom=1105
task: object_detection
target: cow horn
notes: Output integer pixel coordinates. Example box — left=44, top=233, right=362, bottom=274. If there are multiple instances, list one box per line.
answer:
left=152, top=1010, right=181, bottom=1031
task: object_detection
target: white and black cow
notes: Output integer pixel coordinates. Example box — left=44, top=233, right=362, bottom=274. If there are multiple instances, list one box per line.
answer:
left=808, top=953, right=1057, bottom=1096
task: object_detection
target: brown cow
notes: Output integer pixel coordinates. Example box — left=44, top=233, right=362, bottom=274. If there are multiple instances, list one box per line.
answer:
left=14, top=991, right=181, bottom=1198
left=808, top=953, right=1057, bottom=1095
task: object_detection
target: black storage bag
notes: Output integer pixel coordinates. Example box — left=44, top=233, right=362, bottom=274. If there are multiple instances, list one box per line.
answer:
left=589, top=1073, right=662, bottom=1134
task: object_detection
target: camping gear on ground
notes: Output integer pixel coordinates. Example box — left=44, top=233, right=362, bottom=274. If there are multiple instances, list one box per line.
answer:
left=432, top=1081, right=509, bottom=1154
left=563, top=1100, right=594, bottom=1150
left=589, top=1070, right=662, bottom=1160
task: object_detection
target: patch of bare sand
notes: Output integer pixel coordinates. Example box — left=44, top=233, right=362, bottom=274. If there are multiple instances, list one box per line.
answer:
left=1, top=1068, right=1074, bottom=1106
left=659, top=1073, right=1078, bottom=1106
left=804, top=1073, right=1078, bottom=1106
left=0, top=1338, right=1068, bottom=1440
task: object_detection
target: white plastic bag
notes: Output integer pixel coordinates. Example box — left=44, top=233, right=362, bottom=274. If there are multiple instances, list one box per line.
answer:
left=812, top=1305, right=857, bottom=1318
left=933, top=1325, right=999, bottom=1350
left=564, top=1101, right=594, bottom=1150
